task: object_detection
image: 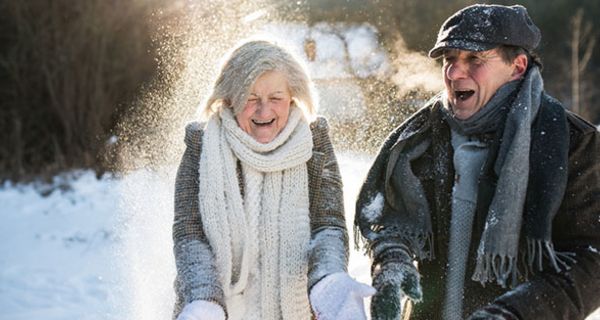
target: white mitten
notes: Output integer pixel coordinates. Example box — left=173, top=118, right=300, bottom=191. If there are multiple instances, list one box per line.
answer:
left=309, top=272, right=376, bottom=320
left=176, top=300, right=226, bottom=320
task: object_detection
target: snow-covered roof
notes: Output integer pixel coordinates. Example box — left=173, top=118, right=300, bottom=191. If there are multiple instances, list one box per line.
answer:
left=260, top=22, right=391, bottom=80
left=258, top=22, right=392, bottom=121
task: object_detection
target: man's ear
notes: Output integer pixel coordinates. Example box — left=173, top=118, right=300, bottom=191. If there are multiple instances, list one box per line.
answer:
left=511, top=53, right=528, bottom=80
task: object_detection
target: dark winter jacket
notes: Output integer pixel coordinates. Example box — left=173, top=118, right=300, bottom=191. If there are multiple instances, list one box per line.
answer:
left=356, top=93, right=600, bottom=320
left=172, top=117, right=348, bottom=318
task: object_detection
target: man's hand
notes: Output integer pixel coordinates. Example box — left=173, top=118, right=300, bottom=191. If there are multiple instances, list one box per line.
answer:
left=370, top=249, right=422, bottom=320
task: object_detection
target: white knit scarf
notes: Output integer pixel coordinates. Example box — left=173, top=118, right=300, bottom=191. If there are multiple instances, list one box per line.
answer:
left=198, top=106, right=313, bottom=320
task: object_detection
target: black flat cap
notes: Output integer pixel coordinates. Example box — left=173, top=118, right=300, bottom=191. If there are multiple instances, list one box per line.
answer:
left=429, top=4, right=541, bottom=58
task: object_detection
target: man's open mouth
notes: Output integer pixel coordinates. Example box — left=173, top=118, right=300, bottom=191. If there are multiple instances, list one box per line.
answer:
left=455, top=90, right=475, bottom=101
left=252, top=119, right=275, bottom=126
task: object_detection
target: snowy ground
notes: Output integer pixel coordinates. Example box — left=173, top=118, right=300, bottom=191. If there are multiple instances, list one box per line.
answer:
left=1, top=153, right=599, bottom=320
left=0, top=153, right=370, bottom=320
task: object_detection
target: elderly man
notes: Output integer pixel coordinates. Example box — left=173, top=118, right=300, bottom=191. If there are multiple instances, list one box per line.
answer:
left=355, top=4, right=600, bottom=320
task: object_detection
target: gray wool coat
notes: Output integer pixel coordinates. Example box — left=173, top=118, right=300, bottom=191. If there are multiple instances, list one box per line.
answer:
left=172, top=117, right=348, bottom=318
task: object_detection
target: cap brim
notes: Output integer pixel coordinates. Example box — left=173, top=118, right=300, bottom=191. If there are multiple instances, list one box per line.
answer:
left=428, top=39, right=498, bottom=58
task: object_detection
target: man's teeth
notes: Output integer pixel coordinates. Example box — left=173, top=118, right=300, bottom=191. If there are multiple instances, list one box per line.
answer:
left=455, top=90, right=475, bottom=101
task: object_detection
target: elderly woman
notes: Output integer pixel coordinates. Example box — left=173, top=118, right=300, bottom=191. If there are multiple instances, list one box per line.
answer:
left=172, top=40, right=374, bottom=320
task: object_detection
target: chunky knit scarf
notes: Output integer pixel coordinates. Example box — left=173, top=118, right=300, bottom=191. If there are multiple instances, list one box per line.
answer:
left=198, top=106, right=313, bottom=320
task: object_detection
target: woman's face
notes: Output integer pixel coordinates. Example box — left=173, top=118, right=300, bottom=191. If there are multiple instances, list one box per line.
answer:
left=236, top=71, right=292, bottom=143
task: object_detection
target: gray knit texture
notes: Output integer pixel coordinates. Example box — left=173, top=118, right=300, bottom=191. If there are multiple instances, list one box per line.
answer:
left=443, top=132, right=489, bottom=320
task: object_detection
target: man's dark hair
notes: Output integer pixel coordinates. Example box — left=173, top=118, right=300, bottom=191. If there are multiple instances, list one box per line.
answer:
left=497, top=45, right=543, bottom=71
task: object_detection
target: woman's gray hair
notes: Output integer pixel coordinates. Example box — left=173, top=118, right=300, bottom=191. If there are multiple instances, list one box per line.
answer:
left=202, top=40, right=317, bottom=119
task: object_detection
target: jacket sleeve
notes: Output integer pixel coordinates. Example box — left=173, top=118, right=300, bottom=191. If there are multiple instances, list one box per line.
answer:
left=354, top=106, right=435, bottom=263
left=172, top=122, right=225, bottom=318
left=491, top=118, right=600, bottom=320
left=306, top=117, right=349, bottom=290
left=354, top=120, right=421, bottom=264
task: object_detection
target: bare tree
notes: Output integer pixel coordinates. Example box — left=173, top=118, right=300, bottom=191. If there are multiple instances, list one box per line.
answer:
left=570, top=7, right=596, bottom=117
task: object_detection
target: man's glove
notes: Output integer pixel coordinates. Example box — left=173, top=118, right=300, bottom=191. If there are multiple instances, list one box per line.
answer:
left=309, top=272, right=376, bottom=320
left=370, top=248, right=422, bottom=320
left=177, top=300, right=226, bottom=320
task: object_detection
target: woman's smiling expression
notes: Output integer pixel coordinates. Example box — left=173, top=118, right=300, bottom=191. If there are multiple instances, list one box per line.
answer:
left=236, top=71, right=292, bottom=143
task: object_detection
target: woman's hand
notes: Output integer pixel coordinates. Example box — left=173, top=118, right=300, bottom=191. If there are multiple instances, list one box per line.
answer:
left=177, top=300, right=226, bottom=320
left=309, top=272, right=376, bottom=320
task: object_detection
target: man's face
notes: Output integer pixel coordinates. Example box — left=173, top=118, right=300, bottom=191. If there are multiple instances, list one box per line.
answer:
left=442, top=48, right=520, bottom=120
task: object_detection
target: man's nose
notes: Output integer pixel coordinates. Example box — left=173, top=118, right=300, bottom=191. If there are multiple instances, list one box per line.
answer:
left=446, top=60, right=468, bottom=80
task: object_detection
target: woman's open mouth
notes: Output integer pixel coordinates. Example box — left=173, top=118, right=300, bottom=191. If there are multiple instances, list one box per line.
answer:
left=252, top=119, right=275, bottom=127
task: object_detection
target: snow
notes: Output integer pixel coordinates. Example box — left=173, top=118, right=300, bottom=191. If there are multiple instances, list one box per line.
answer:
left=0, top=171, right=124, bottom=320
left=342, top=24, right=391, bottom=79
left=0, top=154, right=372, bottom=320
left=339, top=153, right=376, bottom=287
left=2, top=154, right=600, bottom=319
left=362, top=192, right=384, bottom=223
left=0, top=168, right=182, bottom=320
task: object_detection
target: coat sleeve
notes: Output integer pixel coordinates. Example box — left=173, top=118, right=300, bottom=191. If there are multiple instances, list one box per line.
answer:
left=491, top=118, right=600, bottom=320
left=354, top=105, right=434, bottom=263
left=306, top=117, right=350, bottom=290
left=172, top=122, right=225, bottom=319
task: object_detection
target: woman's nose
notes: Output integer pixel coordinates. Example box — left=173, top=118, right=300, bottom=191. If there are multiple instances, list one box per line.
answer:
left=255, top=99, right=269, bottom=115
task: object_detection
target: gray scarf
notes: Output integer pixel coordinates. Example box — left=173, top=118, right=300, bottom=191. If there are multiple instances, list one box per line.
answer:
left=444, top=66, right=573, bottom=287
left=466, top=66, right=542, bottom=286
left=442, top=66, right=543, bottom=286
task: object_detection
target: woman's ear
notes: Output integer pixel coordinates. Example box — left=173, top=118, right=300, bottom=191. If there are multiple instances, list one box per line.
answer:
left=511, top=54, right=528, bottom=80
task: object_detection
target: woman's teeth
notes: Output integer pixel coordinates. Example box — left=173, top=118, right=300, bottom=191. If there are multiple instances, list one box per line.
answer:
left=252, top=119, right=275, bottom=126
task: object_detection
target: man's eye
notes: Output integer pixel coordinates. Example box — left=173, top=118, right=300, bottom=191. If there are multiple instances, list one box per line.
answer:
left=469, top=56, right=483, bottom=64
left=270, top=97, right=282, bottom=101
left=443, top=56, right=456, bottom=64
left=247, top=98, right=259, bottom=103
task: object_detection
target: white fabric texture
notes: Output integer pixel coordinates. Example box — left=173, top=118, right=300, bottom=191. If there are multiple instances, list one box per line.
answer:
left=309, top=272, right=375, bottom=320
left=177, top=300, right=226, bottom=320
left=198, top=106, right=314, bottom=320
